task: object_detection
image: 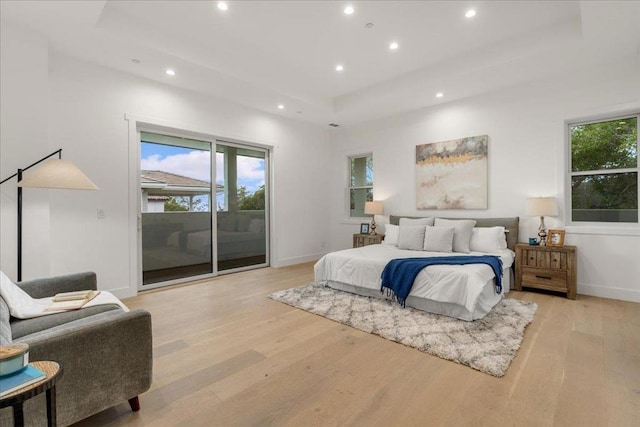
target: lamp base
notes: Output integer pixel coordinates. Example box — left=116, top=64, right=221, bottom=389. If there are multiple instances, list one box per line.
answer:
left=369, top=219, right=377, bottom=235
left=538, top=216, right=548, bottom=246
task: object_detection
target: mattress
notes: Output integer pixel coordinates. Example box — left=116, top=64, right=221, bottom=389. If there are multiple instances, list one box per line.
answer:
left=314, top=244, right=515, bottom=321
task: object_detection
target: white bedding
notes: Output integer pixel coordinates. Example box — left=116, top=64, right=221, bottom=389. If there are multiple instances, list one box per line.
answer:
left=314, top=244, right=514, bottom=321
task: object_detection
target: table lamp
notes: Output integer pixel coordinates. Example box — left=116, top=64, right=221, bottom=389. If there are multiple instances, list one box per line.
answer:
left=364, top=201, right=383, bottom=235
left=526, top=197, right=558, bottom=246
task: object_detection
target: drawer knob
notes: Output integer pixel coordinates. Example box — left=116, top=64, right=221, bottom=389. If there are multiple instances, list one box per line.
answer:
left=536, top=275, right=552, bottom=280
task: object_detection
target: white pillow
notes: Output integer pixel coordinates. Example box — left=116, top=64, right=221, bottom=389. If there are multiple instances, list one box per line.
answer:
left=470, top=226, right=507, bottom=253
left=374, top=215, right=389, bottom=234
left=382, top=224, right=399, bottom=245
left=434, top=218, right=476, bottom=253
left=399, top=217, right=435, bottom=227
left=423, top=226, right=455, bottom=252
left=397, top=225, right=426, bottom=251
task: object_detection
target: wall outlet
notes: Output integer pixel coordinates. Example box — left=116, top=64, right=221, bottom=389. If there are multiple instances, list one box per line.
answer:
left=97, top=209, right=106, bottom=220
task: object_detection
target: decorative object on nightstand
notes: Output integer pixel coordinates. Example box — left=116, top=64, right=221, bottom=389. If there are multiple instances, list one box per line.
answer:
left=515, top=243, right=577, bottom=299
left=364, top=201, right=384, bottom=235
left=0, top=149, right=98, bottom=281
left=547, top=229, right=565, bottom=247
left=360, top=223, right=369, bottom=234
left=353, top=233, right=385, bottom=248
left=525, top=197, right=558, bottom=246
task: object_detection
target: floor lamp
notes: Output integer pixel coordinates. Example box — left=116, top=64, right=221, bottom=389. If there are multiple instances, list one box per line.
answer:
left=0, top=149, right=98, bottom=281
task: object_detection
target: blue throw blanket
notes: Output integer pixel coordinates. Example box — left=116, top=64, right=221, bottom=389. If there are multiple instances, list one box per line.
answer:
left=380, top=256, right=503, bottom=307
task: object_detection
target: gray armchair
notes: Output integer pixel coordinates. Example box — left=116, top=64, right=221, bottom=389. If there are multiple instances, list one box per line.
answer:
left=0, top=272, right=152, bottom=426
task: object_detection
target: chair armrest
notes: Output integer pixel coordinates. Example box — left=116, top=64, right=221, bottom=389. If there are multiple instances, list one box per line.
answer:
left=17, top=272, right=97, bottom=298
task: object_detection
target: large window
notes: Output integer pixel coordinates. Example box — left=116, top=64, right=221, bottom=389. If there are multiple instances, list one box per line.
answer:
left=349, top=154, right=373, bottom=217
left=569, top=114, right=638, bottom=223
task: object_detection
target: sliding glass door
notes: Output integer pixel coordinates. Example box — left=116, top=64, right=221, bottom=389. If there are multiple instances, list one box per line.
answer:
left=140, top=132, right=213, bottom=285
left=139, top=131, right=269, bottom=287
left=216, top=142, right=268, bottom=272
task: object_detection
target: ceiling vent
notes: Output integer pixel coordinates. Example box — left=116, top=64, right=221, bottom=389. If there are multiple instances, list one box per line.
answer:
left=328, top=123, right=340, bottom=127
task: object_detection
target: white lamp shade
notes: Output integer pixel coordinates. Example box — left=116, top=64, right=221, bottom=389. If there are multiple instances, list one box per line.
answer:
left=364, top=201, right=384, bottom=215
left=526, top=197, right=558, bottom=217
left=17, top=159, right=98, bottom=190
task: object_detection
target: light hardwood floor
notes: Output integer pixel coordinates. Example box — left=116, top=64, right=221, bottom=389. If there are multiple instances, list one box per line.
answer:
left=75, top=263, right=640, bottom=427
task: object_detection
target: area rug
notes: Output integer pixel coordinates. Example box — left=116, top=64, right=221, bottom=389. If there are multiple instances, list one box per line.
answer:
left=268, top=282, right=537, bottom=377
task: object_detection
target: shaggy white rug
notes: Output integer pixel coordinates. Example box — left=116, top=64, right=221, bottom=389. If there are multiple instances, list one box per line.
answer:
left=268, top=282, right=537, bottom=377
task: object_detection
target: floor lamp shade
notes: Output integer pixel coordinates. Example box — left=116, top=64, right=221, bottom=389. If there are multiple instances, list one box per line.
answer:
left=17, top=159, right=98, bottom=190
left=0, top=150, right=98, bottom=281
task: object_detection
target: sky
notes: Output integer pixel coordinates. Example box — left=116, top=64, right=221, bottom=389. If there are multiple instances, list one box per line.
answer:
left=141, top=142, right=265, bottom=192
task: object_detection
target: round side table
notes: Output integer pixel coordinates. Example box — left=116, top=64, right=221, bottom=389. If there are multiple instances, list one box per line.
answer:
left=0, top=361, right=63, bottom=427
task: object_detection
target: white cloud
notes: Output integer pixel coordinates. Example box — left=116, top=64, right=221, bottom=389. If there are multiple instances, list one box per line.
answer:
left=142, top=152, right=264, bottom=191
left=142, top=151, right=211, bottom=182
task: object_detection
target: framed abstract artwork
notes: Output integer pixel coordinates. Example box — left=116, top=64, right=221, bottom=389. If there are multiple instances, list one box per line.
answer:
left=416, top=135, right=488, bottom=210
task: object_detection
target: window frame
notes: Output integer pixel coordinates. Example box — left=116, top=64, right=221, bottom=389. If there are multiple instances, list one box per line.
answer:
left=348, top=153, right=374, bottom=218
left=566, top=111, right=639, bottom=227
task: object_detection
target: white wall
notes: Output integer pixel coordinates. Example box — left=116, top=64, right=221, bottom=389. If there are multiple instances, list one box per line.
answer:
left=1, top=24, right=332, bottom=296
left=329, top=54, right=640, bottom=303
left=0, top=22, right=51, bottom=281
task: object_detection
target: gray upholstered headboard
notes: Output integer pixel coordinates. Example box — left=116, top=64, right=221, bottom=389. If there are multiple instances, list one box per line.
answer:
left=389, top=215, right=520, bottom=251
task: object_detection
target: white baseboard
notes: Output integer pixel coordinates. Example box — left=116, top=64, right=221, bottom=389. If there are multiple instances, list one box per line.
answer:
left=271, top=253, right=323, bottom=268
left=578, top=283, right=640, bottom=303
left=107, top=286, right=137, bottom=300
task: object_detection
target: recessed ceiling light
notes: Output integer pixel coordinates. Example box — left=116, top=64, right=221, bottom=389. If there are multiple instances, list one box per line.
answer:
left=344, top=6, right=354, bottom=15
left=465, top=9, right=476, bottom=18
left=389, top=42, right=399, bottom=50
left=131, top=59, right=140, bottom=64
left=436, top=92, right=444, bottom=98
left=166, top=69, right=176, bottom=76
left=365, top=23, right=374, bottom=29
left=335, top=64, right=344, bottom=72
left=217, top=2, right=228, bottom=11
left=277, top=104, right=285, bottom=110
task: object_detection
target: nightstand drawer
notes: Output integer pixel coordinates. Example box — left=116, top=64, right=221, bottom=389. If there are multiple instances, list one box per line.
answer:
left=353, top=233, right=384, bottom=248
left=522, top=249, right=568, bottom=269
left=521, top=267, right=567, bottom=290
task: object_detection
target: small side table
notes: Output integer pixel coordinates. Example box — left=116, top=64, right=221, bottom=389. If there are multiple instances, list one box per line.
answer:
left=0, top=361, right=63, bottom=427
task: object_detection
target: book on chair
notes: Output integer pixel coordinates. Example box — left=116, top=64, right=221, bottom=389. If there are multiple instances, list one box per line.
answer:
left=46, top=290, right=100, bottom=311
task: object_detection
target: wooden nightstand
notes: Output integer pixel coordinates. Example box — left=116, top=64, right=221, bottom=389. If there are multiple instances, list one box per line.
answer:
left=515, top=243, right=577, bottom=299
left=353, top=233, right=384, bottom=248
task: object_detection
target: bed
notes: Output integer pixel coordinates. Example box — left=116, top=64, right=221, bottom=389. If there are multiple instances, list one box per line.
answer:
left=314, top=216, right=519, bottom=321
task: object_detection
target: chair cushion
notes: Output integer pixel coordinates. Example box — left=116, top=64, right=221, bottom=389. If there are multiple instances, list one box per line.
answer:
left=10, top=304, right=122, bottom=340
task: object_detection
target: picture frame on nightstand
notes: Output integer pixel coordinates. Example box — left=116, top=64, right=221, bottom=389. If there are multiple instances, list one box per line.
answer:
left=360, top=223, right=370, bottom=234
left=548, top=229, right=565, bottom=247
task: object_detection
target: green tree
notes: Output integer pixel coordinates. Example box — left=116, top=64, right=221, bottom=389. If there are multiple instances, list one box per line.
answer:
left=164, top=196, right=188, bottom=212
left=237, top=185, right=265, bottom=210
left=571, top=117, right=637, bottom=213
